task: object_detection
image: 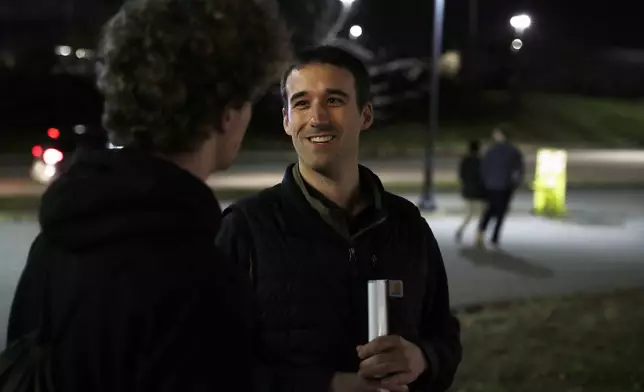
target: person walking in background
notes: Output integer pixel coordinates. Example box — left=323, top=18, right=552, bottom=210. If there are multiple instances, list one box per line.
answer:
left=455, top=140, right=486, bottom=243
left=477, top=128, right=524, bottom=248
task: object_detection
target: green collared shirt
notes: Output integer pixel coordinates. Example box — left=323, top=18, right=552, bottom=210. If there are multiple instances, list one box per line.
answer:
left=292, top=164, right=384, bottom=240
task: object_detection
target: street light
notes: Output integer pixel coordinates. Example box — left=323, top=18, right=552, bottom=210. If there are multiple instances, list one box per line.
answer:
left=55, top=45, right=72, bottom=57
left=349, top=25, right=363, bottom=39
left=418, top=0, right=445, bottom=211
left=509, top=14, right=530, bottom=115
left=510, top=14, right=531, bottom=35
left=511, top=38, right=523, bottom=51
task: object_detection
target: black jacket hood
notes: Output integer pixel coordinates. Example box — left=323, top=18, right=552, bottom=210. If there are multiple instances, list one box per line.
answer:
left=39, top=148, right=221, bottom=251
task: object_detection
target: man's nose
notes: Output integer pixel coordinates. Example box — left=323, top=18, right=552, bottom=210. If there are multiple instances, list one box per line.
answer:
left=310, top=102, right=330, bottom=127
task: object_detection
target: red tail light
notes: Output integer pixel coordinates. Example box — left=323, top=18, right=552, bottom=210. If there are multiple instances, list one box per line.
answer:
left=47, top=128, right=60, bottom=140
left=43, top=148, right=64, bottom=165
left=32, top=145, right=43, bottom=157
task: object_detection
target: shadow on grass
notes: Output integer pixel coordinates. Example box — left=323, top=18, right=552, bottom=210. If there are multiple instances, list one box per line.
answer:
left=460, top=247, right=555, bottom=279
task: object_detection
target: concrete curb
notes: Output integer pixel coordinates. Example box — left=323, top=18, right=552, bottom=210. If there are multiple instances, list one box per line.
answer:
left=3, top=180, right=644, bottom=199
left=0, top=206, right=549, bottom=222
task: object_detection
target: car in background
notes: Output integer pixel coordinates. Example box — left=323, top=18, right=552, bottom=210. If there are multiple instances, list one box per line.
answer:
left=30, top=124, right=109, bottom=185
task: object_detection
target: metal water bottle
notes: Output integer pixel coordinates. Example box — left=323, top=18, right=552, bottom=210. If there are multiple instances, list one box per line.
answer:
left=368, top=279, right=389, bottom=341
left=368, top=280, right=389, bottom=392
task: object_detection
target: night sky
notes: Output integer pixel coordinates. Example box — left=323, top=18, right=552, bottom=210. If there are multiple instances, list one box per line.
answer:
left=345, top=0, right=644, bottom=55
left=512, top=0, right=643, bottom=48
left=0, top=0, right=642, bottom=53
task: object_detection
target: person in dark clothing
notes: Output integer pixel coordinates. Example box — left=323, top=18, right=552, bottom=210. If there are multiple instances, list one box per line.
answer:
left=477, top=128, right=525, bottom=248
left=216, top=46, right=462, bottom=392
left=455, top=140, right=486, bottom=243
left=6, top=0, right=290, bottom=390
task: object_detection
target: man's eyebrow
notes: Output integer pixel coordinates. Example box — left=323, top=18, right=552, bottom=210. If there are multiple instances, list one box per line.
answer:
left=289, top=89, right=350, bottom=102
left=289, top=91, right=307, bottom=102
left=326, top=88, right=349, bottom=98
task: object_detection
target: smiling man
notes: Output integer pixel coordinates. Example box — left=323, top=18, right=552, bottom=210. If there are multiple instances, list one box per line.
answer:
left=217, top=46, right=462, bottom=392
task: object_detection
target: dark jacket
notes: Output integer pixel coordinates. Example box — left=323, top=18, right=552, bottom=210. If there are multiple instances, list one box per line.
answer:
left=7, top=149, right=253, bottom=392
left=480, top=141, right=525, bottom=191
left=216, top=164, right=462, bottom=392
left=458, top=154, right=486, bottom=200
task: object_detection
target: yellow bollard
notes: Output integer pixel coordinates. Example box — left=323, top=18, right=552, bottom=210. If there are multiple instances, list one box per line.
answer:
left=533, top=148, right=568, bottom=216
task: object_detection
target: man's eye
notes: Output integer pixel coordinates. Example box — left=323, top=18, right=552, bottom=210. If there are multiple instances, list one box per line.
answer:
left=294, top=101, right=308, bottom=108
left=328, top=97, right=344, bottom=105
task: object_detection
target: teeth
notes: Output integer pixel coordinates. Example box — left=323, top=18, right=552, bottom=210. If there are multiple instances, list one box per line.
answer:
left=310, top=136, right=334, bottom=143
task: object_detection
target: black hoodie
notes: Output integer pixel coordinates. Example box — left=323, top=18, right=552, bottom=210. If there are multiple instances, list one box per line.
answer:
left=7, top=149, right=253, bottom=392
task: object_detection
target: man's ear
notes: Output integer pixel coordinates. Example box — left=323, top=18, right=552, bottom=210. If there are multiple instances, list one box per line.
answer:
left=282, top=107, right=293, bottom=136
left=220, top=105, right=235, bottom=135
left=360, top=102, right=374, bottom=131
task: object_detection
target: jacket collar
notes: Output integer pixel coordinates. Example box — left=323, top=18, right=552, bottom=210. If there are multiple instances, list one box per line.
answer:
left=280, top=163, right=387, bottom=240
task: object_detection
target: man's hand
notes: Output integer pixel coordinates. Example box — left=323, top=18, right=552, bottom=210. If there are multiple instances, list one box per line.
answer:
left=356, top=335, right=427, bottom=391
left=329, top=372, right=409, bottom=392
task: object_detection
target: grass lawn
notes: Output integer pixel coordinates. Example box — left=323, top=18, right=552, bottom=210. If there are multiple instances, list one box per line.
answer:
left=452, top=289, right=644, bottom=392
left=516, top=94, right=644, bottom=147
left=0, top=195, right=42, bottom=214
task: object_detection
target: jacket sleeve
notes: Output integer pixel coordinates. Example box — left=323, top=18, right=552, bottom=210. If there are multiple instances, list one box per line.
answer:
left=216, top=206, right=336, bottom=392
left=142, top=262, right=256, bottom=392
left=458, top=157, right=467, bottom=184
left=514, top=148, right=525, bottom=188
left=411, top=221, right=463, bottom=391
left=480, top=151, right=491, bottom=188
left=6, top=235, right=47, bottom=345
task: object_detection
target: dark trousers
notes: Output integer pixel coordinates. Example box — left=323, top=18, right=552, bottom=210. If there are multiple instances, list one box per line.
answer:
left=478, top=189, right=513, bottom=244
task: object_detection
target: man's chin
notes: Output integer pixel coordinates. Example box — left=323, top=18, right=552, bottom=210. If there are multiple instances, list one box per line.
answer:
left=212, top=158, right=234, bottom=173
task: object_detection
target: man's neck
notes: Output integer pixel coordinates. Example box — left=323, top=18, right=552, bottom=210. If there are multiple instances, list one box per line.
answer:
left=298, top=161, right=364, bottom=214
left=162, top=137, right=218, bottom=181
left=162, top=154, right=207, bottom=181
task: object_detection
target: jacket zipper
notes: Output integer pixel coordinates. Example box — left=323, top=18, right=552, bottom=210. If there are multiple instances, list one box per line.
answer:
left=348, top=247, right=356, bottom=264
left=348, top=215, right=387, bottom=274
left=351, top=215, right=387, bottom=242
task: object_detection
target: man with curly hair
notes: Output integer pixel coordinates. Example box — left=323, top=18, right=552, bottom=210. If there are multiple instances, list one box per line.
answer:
left=7, top=0, right=290, bottom=390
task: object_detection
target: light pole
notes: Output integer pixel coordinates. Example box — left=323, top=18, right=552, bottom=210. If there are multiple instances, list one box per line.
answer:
left=323, top=0, right=356, bottom=44
left=511, top=38, right=523, bottom=52
left=466, top=0, right=478, bottom=84
left=418, top=0, right=445, bottom=211
left=508, top=14, right=531, bottom=112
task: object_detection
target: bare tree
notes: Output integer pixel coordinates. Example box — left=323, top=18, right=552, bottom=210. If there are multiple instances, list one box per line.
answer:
left=315, top=0, right=344, bottom=44
left=277, top=0, right=344, bottom=49
left=100, top=0, right=344, bottom=49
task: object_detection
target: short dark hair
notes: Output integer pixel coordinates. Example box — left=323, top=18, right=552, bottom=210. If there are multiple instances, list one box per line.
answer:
left=97, top=0, right=291, bottom=153
left=468, top=140, right=480, bottom=154
left=280, top=45, right=371, bottom=110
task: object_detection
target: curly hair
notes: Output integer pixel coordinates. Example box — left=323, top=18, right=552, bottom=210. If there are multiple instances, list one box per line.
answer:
left=97, top=0, right=292, bottom=153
